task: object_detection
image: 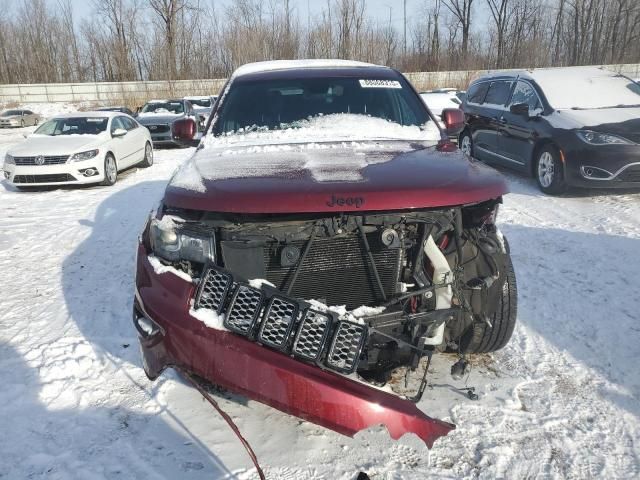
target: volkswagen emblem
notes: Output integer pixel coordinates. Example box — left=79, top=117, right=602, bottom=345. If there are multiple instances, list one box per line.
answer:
left=35, top=155, right=45, bottom=165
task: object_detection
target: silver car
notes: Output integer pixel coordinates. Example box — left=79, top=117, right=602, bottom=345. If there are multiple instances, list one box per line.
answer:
left=0, top=109, right=40, bottom=128
left=136, top=99, right=198, bottom=147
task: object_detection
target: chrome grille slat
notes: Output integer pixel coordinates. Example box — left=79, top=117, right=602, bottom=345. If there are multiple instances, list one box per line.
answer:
left=224, top=285, right=263, bottom=335
left=292, top=310, right=332, bottom=361
left=258, top=296, right=298, bottom=350
left=325, top=321, right=367, bottom=374
left=195, top=269, right=232, bottom=313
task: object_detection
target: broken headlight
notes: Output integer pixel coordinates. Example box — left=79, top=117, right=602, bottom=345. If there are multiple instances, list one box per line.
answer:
left=149, top=216, right=214, bottom=264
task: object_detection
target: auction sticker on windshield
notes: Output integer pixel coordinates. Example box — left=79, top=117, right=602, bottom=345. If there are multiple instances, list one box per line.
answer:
left=359, top=79, right=402, bottom=89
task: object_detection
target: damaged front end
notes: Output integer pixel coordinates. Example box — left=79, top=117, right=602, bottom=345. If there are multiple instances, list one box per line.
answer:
left=134, top=198, right=512, bottom=446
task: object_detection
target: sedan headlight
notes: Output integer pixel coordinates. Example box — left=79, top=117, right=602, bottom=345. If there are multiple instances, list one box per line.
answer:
left=576, top=130, right=634, bottom=145
left=4, top=153, right=14, bottom=165
left=149, top=216, right=214, bottom=264
left=69, top=149, right=99, bottom=162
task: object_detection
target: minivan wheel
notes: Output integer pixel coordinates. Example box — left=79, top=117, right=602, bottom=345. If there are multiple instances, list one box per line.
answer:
left=140, top=142, right=153, bottom=168
left=535, top=145, right=566, bottom=194
left=101, top=154, right=118, bottom=186
left=459, top=131, right=473, bottom=157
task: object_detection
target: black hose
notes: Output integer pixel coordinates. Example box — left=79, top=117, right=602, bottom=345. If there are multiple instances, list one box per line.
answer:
left=179, top=369, right=266, bottom=480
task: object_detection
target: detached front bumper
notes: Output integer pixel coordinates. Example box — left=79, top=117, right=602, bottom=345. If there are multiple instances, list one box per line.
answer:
left=134, top=245, right=454, bottom=447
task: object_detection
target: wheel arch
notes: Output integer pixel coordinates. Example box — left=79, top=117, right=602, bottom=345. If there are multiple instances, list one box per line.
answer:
left=530, top=139, right=564, bottom=178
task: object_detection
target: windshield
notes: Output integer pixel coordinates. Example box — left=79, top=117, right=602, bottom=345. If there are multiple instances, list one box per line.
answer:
left=140, top=101, right=184, bottom=114
left=213, top=76, right=430, bottom=136
left=534, top=70, right=640, bottom=110
left=2, top=110, right=21, bottom=116
left=189, top=98, right=211, bottom=108
left=34, top=117, right=109, bottom=136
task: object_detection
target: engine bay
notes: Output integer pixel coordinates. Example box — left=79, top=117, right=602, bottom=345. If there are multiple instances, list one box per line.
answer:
left=147, top=199, right=509, bottom=399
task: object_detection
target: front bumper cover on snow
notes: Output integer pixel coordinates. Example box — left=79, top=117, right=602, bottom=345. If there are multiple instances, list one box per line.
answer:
left=134, top=245, right=454, bottom=447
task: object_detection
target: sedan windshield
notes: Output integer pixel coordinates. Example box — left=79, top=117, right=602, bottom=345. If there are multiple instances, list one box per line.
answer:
left=2, top=110, right=21, bottom=116
left=213, top=76, right=430, bottom=135
left=141, top=101, right=184, bottom=114
left=34, top=117, right=109, bottom=136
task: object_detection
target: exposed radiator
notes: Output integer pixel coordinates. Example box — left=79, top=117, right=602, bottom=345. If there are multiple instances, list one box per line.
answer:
left=263, top=234, right=402, bottom=309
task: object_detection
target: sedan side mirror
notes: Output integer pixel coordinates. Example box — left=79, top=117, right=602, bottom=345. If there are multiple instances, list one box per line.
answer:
left=441, top=108, right=465, bottom=137
left=509, top=103, right=529, bottom=116
left=112, top=128, right=127, bottom=137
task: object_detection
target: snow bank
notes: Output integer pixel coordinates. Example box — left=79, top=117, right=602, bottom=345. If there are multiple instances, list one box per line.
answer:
left=147, top=255, right=192, bottom=282
left=306, top=299, right=385, bottom=325
left=170, top=158, right=206, bottom=192
left=248, top=278, right=276, bottom=289
left=190, top=307, right=228, bottom=331
left=202, top=114, right=440, bottom=147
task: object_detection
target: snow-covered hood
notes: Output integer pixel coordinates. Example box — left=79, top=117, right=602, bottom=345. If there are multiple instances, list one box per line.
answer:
left=137, top=113, right=185, bottom=125
left=164, top=139, right=507, bottom=213
left=8, top=134, right=106, bottom=156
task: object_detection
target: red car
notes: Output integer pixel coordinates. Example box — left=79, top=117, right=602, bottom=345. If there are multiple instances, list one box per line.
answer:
left=134, top=60, right=517, bottom=447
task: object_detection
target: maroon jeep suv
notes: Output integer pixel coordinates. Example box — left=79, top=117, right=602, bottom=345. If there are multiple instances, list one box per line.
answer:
left=133, top=60, right=517, bottom=447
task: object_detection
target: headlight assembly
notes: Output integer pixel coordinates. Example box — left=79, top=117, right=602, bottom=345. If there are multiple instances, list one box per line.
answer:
left=576, top=130, right=634, bottom=145
left=4, top=153, right=14, bottom=165
left=149, top=216, right=214, bottom=264
left=69, top=149, right=99, bottom=162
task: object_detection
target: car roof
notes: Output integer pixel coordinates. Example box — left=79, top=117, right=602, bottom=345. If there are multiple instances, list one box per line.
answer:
left=48, top=111, right=119, bottom=119
left=472, top=66, right=620, bottom=85
left=233, top=59, right=376, bottom=77
left=231, top=59, right=397, bottom=83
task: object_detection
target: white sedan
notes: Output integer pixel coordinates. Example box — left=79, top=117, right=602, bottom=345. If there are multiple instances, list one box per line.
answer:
left=2, top=112, right=153, bottom=189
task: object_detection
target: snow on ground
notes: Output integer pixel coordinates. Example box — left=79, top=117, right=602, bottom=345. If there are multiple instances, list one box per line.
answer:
left=0, top=125, right=639, bottom=479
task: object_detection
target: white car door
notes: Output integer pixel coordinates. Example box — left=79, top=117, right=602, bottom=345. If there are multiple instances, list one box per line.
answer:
left=109, top=116, right=138, bottom=168
left=122, top=116, right=146, bottom=163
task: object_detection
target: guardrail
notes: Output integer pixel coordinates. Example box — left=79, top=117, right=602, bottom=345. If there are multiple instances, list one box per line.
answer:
left=1, top=63, right=638, bottom=105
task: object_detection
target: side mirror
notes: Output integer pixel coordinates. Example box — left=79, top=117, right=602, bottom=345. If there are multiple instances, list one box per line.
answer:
left=441, top=108, right=465, bottom=137
left=509, top=103, right=529, bottom=116
left=112, top=128, right=127, bottom=137
left=173, top=118, right=198, bottom=146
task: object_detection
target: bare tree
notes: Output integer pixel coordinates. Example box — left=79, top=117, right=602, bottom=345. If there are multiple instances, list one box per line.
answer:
left=441, top=0, right=474, bottom=60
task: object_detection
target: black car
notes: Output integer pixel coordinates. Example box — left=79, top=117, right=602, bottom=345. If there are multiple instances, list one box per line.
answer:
left=459, top=66, right=640, bottom=194
left=96, top=106, right=136, bottom=117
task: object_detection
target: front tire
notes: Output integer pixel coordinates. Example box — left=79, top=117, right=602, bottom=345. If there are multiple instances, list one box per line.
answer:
left=100, top=154, right=118, bottom=186
left=459, top=130, right=473, bottom=157
left=459, top=252, right=518, bottom=354
left=535, top=145, right=566, bottom=194
left=139, top=142, right=153, bottom=168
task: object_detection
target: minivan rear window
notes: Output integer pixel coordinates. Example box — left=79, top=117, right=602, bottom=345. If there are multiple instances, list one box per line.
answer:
left=484, top=81, right=513, bottom=106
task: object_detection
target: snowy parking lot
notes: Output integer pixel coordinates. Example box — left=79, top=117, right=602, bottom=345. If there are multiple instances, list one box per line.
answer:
left=1, top=123, right=639, bottom=479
